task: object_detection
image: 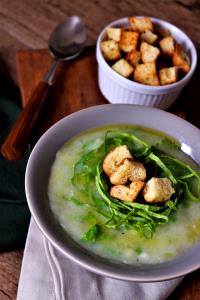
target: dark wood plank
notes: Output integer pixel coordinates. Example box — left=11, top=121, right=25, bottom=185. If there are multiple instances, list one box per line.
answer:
left=16, top=50, right=53, bottom=107
left=0, top=251, right=23, bottom=300
left=16, top=48, right=107, bottom=142
left=167, top=269, right=200, bottom=300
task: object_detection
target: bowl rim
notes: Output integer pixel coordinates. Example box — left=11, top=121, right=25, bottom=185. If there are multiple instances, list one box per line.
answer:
left=96, top=16, right=197, bottom=92
left=25, top=104, right=200, bottom=282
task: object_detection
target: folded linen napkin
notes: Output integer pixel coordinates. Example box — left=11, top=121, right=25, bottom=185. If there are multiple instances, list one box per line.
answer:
left=17, top=219, right=183, bottom=300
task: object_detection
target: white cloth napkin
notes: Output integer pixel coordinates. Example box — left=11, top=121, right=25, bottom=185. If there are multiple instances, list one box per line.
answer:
left=17, top=219, right=183, bottom=300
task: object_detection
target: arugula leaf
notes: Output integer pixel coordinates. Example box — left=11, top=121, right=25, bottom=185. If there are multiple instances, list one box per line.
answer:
left=148, top=153, right=177, bottom=185
left=81, top=224, right=102, bottom=243
left=71, top=141, right=105, bottom=190
left=154, top=137, right=181, bottom=151
left=105, top=130, right=149, bottom=157
left=178, top=180, right=200, bottom=202
left=134, top=246, right=142, bottom=255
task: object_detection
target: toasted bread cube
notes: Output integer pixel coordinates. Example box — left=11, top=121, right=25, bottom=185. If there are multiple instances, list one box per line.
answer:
left=119, top=31, right=139, bottom=53
left=128, top=17, right=153, bottom=33
left=107, top=27, right=122, bottom=42
left=140, top=42, right=160, bottom=63
left=172, top=44, right=190, bottom=74
left=110, top=185, right=139, bottom=202
left=140, top=30, right=158, bottom=45
left=103, top=145, right=133, bottom=177
left=134, top=63, right=160, bottom=86
left=112, top=59, right=134, bottom=77
left=159, top=36, right=175, bottom=56
left=159, top=67, right=178, bottom=85
left=126, top=50, right=141, bottom=67
left=130, top=180, right=145, bottom=197
left=110, top=159, right=133, bottom=185
left=110, top=159, right=146, bottom=185
left=100, top=40, right=121, bottom=60
left=143, top=177, right=175, bottom=203
left=129, top=161, right=146, bottom=181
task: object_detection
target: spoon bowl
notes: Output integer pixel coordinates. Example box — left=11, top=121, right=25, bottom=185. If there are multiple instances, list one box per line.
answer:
left=49, top=16, right=86, bottom=60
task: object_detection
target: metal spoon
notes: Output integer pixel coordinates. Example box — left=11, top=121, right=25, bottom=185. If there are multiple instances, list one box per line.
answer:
left=1, top=16, right=86, bottom=161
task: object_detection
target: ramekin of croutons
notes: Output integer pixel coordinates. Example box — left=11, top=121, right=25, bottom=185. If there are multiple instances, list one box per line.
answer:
left=96, top=17, right=197, bottom=109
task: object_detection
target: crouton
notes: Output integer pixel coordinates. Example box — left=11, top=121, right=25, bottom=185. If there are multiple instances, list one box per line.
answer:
left=130, top=180, right=145, bottom=197
left=119, top=30, right=139, bottom=53
left=107, top=27, right=122, bottom=42
left=140, top=42, right=160, bottom=63
left=100, top=40, right=121, bottom=60
left=172, top=44, right=190, bottom=74
left=128, top=17, right=153, bottom=33
left=103, top=145, right=133, bottom=177
left=140, top=30, right=158, bottom=45
left=112, top=59, right=134, bottom=77
left=134, top=63, right=160, bottom=86
left=159, top=67, right=178, bottom=85
left=129, top=161, right=146, bottom=181
left=159, top=36, right=175, bottom=56
left=143, top=177, right=175, bottom=203
left=126, top=50, right=141, bottom=67
left=110, top=159, right=133, bottom=185
left=110, top=159, right=146, bottom=185
left=110, top=185, right=139, bottom=202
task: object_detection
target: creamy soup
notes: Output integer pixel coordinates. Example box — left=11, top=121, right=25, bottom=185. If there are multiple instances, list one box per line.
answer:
left=48, top=125, right=200, bottom=264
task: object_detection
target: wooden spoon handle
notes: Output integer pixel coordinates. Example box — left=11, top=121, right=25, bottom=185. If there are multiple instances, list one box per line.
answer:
left=1, top=81, right=50, bottom=161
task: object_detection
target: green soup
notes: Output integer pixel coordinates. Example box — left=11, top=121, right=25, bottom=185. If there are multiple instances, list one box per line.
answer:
left=48, top=125, right=200, bottom=264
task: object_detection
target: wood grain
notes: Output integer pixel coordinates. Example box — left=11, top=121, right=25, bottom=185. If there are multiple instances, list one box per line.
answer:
left=0, top=0, right=200, bottom=299
left=0, top=251, right=23, bottom=300
left=0, top=0, right=200, bottom=84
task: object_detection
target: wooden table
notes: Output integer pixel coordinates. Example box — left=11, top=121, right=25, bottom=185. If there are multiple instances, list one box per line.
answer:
left=0, top=1, right=200, bottom=299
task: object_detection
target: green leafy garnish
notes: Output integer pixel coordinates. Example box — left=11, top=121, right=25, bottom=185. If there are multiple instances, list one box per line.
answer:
left=134, top=246, right=143, bottom=255
left=148, top=153, right=177, bottom=185
left=70, top=129, right=200, bottom=242
left=81, top=224, right=102, bottom=243
left=95, top=163, right=176, bottom=238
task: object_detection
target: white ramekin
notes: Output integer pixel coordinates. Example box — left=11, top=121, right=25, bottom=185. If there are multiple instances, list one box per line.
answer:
left=96, top=17, right=197, bottom=109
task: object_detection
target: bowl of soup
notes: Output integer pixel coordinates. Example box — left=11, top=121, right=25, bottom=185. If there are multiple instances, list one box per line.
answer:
left=25, top=104, right=200, bottom=282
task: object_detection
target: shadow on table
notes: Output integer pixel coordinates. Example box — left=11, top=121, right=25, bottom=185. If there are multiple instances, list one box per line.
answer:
left=170, top=46, right=200, bottom=129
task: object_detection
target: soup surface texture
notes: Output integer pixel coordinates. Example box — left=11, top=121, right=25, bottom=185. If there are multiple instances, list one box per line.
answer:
left=48, top=125, right=200, bottom=264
